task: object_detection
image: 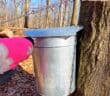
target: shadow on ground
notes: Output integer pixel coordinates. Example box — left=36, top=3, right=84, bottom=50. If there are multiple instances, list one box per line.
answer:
left=0, top=66, right=37, bottom=96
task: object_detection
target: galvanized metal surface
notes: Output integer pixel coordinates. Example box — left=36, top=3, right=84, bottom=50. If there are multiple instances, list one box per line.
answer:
left=34, top=36, right=75, bottom=47
left=32, top=36, right=76, bottom=96
left=24, top=26, right=83, bottom=37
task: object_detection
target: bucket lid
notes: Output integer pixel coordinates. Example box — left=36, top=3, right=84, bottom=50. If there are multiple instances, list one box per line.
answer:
left=24, top=26, right=83, bottom=37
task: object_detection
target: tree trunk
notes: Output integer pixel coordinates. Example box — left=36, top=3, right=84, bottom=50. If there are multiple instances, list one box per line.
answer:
left=71, top=0, right=80, bottom=26
left=24, top=0, right=30, bottom=28
left=67, top=0, right=73, bottom=26
left=45, top=0, right=50, bottom=28
left=4, top=0, right=8, bottom=28
left=62, top=0, right=68, bottom=26
left=59, top=0, right=64, bottom=27
left=71, top=1, right=110, bottom=96
left=13, top=0, right=19, bottom=27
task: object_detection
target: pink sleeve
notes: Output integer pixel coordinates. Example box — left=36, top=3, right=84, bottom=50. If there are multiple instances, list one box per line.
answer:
left=7, top=37, right=33, bottom=69
left=10, top=63, right=19, bottom=69
left=10, top=55, right=30, bottom=69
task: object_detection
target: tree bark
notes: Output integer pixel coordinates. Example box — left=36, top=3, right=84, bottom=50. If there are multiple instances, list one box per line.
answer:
left=45, top=0, right=50, bottom=28
left=24, top=0, right=30, bottom=28
left=62, top=0, right=68, bottom=26
left=59, top=0, right=64, bottom=27
left=71, top=0, right=80, bottom=26
left=13, top=0, right=20, bottom=27
left=71, top=1, right=110, bottom=96
left=4, top=0, right=8, bottom=28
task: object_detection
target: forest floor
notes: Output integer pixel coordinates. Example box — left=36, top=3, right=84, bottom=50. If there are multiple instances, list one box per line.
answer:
left=0, top=56, right=38, bottom=96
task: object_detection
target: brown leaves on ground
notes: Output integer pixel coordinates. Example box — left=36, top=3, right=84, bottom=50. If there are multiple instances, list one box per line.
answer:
left=0, top=56, right=38, bottom=96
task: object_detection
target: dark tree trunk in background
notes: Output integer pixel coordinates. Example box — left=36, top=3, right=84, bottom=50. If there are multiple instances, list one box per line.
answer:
left=45, top=0, right=50, bottom=28
left=24, top=0, right=30, bottom=28
left=24, top=15, right=29, bottom=28
left=62, top=0, right=68, bottom=26
left=71, top=0, right=79, bottom=26
left=71, top=1, right=110, bottom=96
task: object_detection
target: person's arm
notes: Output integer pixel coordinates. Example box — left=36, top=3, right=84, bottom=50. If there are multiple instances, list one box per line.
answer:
left=9, top=37, right=34, bottom=70
left=0, top=37, right=34, bottom=73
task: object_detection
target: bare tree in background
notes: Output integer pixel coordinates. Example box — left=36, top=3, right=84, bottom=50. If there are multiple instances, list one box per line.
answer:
left=53, top=6, right=58, bottom=27
left=0, top=0, right=8, bottom=28
left=24, top=0, right=30, bottom=28
left=27, top=0, right=73, bottom=28
left=59, top=0, right=64, bottom=27
left=67, top=0, right=73, bottom=26
left=4, top=0, right=8, bottom=28
left=45, top=0, right=50, bottom=28
left=0, top=0, right=74, bottom=29
left=71, top=0, right=79, bottom=26
left=62, top=0, right=68, bottom=26
left=13, top=0, right=20, bottom=27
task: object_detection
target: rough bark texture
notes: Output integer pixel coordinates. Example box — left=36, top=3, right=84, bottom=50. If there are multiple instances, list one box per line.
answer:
left=71, top=1, right=110, bottom=96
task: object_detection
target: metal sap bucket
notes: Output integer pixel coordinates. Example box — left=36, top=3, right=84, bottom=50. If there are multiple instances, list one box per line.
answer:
left=24, top=26, right=83, bottom=96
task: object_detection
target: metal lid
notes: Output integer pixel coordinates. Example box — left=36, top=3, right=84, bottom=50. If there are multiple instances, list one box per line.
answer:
left=24, top=26, right=83, bottom=37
